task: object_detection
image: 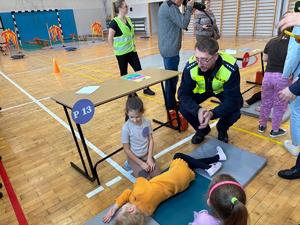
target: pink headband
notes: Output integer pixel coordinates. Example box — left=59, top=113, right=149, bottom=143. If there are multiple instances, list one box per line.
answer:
left=208, top=181, right=243, bottom=199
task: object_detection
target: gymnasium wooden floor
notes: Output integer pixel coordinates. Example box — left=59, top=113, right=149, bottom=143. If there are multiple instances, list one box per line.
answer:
left=0, top=35, right=299, bottom=225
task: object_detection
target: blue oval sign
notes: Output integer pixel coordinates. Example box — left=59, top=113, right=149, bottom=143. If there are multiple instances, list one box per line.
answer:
left=72, top=99, right=95, bottom=124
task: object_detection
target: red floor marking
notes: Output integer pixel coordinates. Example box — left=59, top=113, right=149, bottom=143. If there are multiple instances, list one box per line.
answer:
left=0, top=159, right=29, bottom=225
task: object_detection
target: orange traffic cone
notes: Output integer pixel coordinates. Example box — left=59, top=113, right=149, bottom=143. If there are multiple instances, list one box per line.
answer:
left=53, top=58, right=60, bottom=74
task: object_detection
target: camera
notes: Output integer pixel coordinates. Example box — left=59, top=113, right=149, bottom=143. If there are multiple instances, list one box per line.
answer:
left=182, top=0, right=206, bottom=11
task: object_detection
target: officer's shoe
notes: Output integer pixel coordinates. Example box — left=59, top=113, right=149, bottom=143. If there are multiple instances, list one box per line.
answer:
left=192, top=126, right=211, bottom=144
left=191, top=132, right=205, bottom=144
left=278, top=166, right=300, bottom=180
left=143, top=87, right=155, bottom=96
left=218, top=131, right=229, bottom=143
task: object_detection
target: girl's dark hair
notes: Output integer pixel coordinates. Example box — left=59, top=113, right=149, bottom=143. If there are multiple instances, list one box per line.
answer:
left=125, top=93, right=144, bottom=113
left=209, top=174, right=248, bottom=225
left=114, top=0, right=125, bottom=14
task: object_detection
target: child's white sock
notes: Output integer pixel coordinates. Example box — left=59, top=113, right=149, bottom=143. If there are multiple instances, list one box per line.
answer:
left=206, top=162, right=222, bottom=176
left=216, top=146, right=227, bottom=161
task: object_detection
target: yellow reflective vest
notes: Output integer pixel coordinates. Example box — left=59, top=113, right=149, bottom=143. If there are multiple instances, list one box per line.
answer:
left=189, top=52, right=237, bottom=95
left=113, top=16, right=136, bottom=56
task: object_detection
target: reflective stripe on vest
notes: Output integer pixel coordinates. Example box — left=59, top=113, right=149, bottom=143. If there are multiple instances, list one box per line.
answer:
left=113, top=16, right=136, bottom=56
left=189, top=52, right=237, bottom=95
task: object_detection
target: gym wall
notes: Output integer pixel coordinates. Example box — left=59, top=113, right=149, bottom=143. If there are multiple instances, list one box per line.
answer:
left=0, top=0, right=112, bottom=37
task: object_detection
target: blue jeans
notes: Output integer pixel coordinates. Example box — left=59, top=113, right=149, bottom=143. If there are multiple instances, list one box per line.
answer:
left=163, top=55, right=180, bottom=110
left=290, top=96, right=300, bottom=146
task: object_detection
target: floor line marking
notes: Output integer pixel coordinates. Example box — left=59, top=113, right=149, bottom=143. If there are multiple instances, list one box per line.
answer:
left=0, top=159, right=29, bottom=225
left=0, top=97, right=50, bottom=112
left=62, top=67, right=103, bottom=83
left=11, top=47, right=158, bottom=76
left=86, top=186, right=105, bottom=199
left=105, top=176, right=122, bottom=187
left=232, top=126, right=283, bottom=145
left=0, top=69, right=136, bottom=184
left=154, top=120, right=218, bottom=159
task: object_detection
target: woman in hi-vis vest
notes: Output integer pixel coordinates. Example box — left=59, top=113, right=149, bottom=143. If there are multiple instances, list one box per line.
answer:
left=108, top=0, right=155, bottom=96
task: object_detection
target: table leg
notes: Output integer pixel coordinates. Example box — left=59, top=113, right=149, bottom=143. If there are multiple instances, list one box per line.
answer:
left=63, top=106, right=95, bottom=182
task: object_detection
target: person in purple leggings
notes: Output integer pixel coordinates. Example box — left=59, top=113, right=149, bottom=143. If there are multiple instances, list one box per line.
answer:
left=258, top=26, right=292, bottom=137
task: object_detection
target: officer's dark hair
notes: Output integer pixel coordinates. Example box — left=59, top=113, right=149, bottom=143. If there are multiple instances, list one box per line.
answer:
left=114, top=0, right=125, bottom=14
left=195, top=37, right=219, bottom=55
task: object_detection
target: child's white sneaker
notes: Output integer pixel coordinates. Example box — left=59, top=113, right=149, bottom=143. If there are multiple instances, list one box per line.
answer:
left=284, top=140, right=299, bottom=156
left=206, top=162, right=222, bottom=176
left=216, top=146, right=227, bottom=161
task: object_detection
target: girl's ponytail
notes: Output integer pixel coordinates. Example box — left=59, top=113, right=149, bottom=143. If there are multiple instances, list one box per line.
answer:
left=125, top=93, right=144, bottom=113
left=224, top=198, right=248, bottom=225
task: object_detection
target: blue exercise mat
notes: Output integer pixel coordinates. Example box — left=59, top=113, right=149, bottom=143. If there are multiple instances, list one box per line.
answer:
left=152, top=174, right=210, bottom=225
left=241, top=101, right=290, bottom=122
left=189, top=137, right=267, bottom=186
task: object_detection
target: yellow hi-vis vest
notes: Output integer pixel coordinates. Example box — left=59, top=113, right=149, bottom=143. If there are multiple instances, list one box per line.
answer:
left=189, top=52, right=237, bottom=95
left=113, top=16, right=136, bottom=56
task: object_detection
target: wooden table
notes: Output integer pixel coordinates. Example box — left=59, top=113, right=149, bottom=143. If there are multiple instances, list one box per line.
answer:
left=52, top=68, right=181, bottom=185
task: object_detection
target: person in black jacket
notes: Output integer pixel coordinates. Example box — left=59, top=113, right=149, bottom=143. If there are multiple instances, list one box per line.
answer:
left=178, top=37, right=243, bottom=144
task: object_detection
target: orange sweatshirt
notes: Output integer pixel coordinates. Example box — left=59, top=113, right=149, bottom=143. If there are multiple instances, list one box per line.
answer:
left=115, top=158, right=195, bottom=215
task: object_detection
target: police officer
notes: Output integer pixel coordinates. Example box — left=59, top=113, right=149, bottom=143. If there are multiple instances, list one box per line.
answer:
left=178, top=37, right=243, bottom=144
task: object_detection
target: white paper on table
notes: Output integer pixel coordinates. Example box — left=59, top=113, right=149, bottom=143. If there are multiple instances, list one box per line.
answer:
left=76, top=85, right=100, bottom=95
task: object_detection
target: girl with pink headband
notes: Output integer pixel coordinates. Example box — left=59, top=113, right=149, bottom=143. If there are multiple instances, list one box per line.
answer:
left=190, top=174, right=248, bottom=225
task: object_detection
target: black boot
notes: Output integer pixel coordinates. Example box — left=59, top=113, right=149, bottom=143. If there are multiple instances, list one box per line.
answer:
left=143, top=87, right=155, bottom=96
left=191, top=132, right=205, bottom=144
left=278, top=166, right=300, bottom=180
left=191, top=126, right=211, bottom=144
left=218, top=131, right=229, bottom=143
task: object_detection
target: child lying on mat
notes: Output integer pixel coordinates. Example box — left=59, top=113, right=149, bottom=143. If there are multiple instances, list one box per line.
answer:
left=103, top=148, right=227, bottom=224
left=190, top=174, right=248, bottom=225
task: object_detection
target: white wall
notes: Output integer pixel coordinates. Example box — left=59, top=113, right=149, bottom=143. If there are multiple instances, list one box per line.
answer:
left=126, top=0, right=149, bottom=34
left=0, top=0, right=112, bottom=35
left=149, top=2, right=161, bottom=34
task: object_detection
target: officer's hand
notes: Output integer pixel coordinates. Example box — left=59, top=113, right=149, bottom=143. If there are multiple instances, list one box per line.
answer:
left=198, top=108, right=207, bottom=128
left=199, top=110, right=213, bottom=129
